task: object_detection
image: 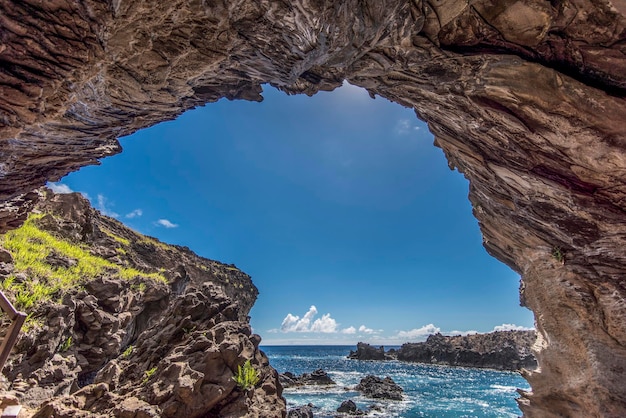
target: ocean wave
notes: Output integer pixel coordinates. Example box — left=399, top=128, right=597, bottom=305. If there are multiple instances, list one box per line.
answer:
left=490, top=384, right=519, bottom=393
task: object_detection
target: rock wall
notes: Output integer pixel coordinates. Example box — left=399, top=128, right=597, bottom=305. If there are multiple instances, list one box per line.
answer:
left=1, top=1, right=625, bottom=416
left=0, top=190, right=285, bottom=417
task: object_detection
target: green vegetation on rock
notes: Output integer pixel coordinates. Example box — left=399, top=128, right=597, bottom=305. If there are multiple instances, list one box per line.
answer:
left=0, top=213, right=166, bottom=311
left=232, top=360, right=260, bottom=391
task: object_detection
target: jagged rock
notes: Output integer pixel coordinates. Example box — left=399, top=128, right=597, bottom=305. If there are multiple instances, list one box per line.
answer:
left=287, top=405, right=314, bottom=418
left=355, top=376, right=403, bottom=401
left=1, top=2, right=626, bottom=417
left=347, top=342, right=393, bottom=361
left=279, top=369, right=335, bottom=388
left=396, top=331, right=538, bottom=371
left=0, top=191, right=285, bottom=417
left=336, top=399, right=357, bottom=413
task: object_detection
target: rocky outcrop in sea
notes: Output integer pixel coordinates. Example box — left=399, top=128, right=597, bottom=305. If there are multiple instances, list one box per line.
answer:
left=350, top=330, right=537, bottom=372
left=355, top=375, right=403, bottom=401
left=0, top=189, right=285, bottom=417
left=279, top=369, right=336, bottom=388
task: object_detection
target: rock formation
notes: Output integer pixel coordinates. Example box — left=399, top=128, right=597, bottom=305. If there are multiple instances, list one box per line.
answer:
left=395, top=331, right=538, bottom=371
left=347, top=342, right=392, bottom=361
left=350, top=332, right=537, bottom=371
left=355, top=375, right=403, bottom=401
left=1, top=1, right=625, bottom=416
left=0, top=189, right=285, bottom=417
left=278, top=369, right=335, bottom=388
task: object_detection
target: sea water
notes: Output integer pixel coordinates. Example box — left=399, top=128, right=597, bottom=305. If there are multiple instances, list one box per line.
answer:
left=262, top=345, right=529, bottom=418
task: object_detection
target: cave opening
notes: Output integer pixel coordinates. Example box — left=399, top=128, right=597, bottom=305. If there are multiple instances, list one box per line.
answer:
left=52, top=83, right=534, bottom=345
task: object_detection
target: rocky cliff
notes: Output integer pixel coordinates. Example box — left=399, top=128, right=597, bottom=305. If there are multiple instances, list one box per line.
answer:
left=1, top=1, right=625, bottom=417
left=349, top=331, right=537, bottom=371
left=396, top=331, right=538, bottom=371
left=0, top=189, right=285, bottom=417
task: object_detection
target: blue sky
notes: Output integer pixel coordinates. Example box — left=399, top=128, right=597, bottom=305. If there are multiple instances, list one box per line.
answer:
left=50, top=83, right=534, bottom=345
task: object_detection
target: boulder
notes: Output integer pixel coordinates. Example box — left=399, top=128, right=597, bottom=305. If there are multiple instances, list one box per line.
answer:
left=337, top=399, right=357, bottom=413
left=287, top=405, right=314, bottom=418
left=355, top=375, right=403, bottom=401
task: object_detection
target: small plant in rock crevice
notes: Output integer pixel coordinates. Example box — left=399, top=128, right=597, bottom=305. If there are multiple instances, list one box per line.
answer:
left=142, top=366, right=157, bottom=384
left=121, top=345, right=134, bottom=359
left=551, top=246, right=565, bottom=264
left=59, top=336, right=73, bottom=352
left=232, top=360, right=260, bottom=391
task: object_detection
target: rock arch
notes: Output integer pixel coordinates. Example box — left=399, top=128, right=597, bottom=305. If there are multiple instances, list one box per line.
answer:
left=1, top=1, right=625, bottom=416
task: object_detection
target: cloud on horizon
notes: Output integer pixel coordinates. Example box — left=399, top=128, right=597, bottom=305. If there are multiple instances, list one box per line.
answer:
left=156, top=219, right=178, bottom=228
left=279, top=306, right=375, bottom=335
left=492, top=323, right=535, bottom=332
left=358, top=325, right=375, bottom=334
left=395, top=323, right=441, bottom=341
left=280, top=305, right=338, bottom=333
left=341, top=326, right=356, bottom=334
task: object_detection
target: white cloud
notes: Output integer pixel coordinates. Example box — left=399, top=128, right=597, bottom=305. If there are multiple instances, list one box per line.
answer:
left=48, top=182, right=73, bottom=194
left=280, top=305, right=339, bottom=333
left=126, top=209, right=143, bottom=218
left=395, top=119, right=421, bottom=135
left=492, top=323, right=535, bottom=332
left=96, top=194, right=119, bottom=218
left=310, top=313, right=338, bottom=333
left=156, top=219, right=178, bottom=228
left=342, top=326, right=356, bottom=334
left=395, top=324, right=441, bottom=341
left=358, top=325, right=375, bottom=334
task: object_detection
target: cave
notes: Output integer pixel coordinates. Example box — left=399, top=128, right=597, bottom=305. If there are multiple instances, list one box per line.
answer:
left=1, top=1, right=625, bottom=417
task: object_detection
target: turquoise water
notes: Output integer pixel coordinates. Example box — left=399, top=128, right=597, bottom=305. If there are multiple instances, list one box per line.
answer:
left=262, top=345, right=529, bottom=417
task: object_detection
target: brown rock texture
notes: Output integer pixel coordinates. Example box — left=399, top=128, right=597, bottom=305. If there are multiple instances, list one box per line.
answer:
left=394, top=331, right=538, bottom=371
left=0, top=1, right=625, bottom=417
left=0, top=190, right=285, bottom=417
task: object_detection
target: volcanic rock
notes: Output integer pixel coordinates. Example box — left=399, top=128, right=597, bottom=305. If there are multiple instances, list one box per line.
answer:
left=396, top=331, right=537, bottom=371
left=355, top=375, right=403, bottom=401
left=287, top=405, right=314, bottom=418
left=0, top=190, right=285, bottom=417
left=336, top=399, right=358, bottom=413
left=347, top=342, right=393, bottom=361
left=1, top=1, right=626, bottom=417
left=279, top=369, right=335, bottom=388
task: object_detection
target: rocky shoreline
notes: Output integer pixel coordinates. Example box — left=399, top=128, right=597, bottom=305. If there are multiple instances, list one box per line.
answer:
left=0, top=189, right=285, bottom=417
left=349, top=330, right=537, bottom=371
left=282, top=370, right=403, bottom=417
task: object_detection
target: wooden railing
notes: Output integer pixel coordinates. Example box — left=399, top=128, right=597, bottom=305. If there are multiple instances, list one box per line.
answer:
left=0, top=291, right=26, bottom=372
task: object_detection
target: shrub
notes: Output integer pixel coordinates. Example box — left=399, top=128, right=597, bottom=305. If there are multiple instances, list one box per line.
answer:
left=232, top=360, right=260, bottom=391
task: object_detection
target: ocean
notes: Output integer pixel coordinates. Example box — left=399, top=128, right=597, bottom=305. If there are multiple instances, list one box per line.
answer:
left=262, top=345, right=529, bottom=418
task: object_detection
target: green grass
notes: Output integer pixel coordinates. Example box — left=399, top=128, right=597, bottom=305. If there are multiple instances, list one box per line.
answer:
left=0, top=213, right=167, bottom=311
left=101, top=228, right=131, bottom=246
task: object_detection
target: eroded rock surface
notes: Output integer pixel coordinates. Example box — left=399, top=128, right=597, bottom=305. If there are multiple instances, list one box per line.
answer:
left=0, top=190, right=285, bottom=417
left=1, top=1, right=626, bottom=417
left=396, top=331, right=538, bottom=371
